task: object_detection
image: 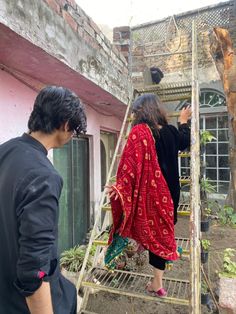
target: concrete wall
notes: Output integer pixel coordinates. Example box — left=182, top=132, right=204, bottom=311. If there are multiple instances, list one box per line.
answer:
left=0, top=0, right=132, bottom=104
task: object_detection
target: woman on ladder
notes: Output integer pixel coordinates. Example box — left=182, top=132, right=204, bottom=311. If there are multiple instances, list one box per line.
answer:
left=106, top=93, right=191, bottom=297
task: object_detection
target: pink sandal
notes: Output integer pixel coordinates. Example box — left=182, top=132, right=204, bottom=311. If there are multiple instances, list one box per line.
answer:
left=146, top=282, right=167, bottom=297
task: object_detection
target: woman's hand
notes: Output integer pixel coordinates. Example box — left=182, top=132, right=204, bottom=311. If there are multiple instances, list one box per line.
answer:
left=105, top=185, right=119, bottom=200
left=178, top=105, right=191, bottom=124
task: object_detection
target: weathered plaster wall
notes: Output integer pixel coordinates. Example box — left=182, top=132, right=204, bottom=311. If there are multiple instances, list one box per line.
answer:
left=0, top=68, right=122, bottom=225
left=0, top=69, right=36, bottom=143
left=85, top=105, right=121, bottom=216
left=0, top=0, right=131, bottom=104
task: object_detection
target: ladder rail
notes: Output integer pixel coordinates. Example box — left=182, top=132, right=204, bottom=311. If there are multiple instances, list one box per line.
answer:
left=79, top=22, right=202, bottom=313
left=76, top=90, right=134, bottom=292
left=189, top=20, right=201, bottom=314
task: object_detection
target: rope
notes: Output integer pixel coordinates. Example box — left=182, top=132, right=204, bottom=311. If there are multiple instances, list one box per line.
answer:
left=165, top=15, right=181, bottom=53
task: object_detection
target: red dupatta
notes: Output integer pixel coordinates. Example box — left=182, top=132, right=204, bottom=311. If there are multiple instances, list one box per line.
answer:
left=109, top=123, right=178, bottom=261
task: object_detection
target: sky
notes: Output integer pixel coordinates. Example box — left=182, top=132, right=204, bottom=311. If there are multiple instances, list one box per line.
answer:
left=76, top=0, right=223, bottom=28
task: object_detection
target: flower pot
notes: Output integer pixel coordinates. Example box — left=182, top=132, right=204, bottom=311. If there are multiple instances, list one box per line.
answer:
left=116, top=260, right=126, bottom=270
left=201, top=293, right=210, bottom=305
left=201, top=219, right=210, bottom=232
left=201, top=251, right=209, bottom=264
left=125, top=249, right=137, bottom=258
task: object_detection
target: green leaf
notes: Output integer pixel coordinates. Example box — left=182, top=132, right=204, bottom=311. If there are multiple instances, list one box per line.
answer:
left=231, top=214, right=236, bottom=225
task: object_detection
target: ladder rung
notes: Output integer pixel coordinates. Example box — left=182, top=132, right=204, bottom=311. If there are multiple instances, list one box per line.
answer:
left=102, top=204, right=112, bottom=211
left=82, top=267, right=189, bottom=306
left=177, top=203, right=190, bottom=216
left=127, top=117, right=134, bottom=122
left=175, top=237, right=190, bottom=255
left=93, top=240, right=108, bottom=246
left=160, top=94, right=191, bottom=102
left=178, top=152, right=190, bottom=158
left=179, top=176, right=191, bottom=184
left=137, top=81, right=192, bottom=93
left=168, top=112, right=180, bottom=118
left=109, top=176, right=116, bottom=183
left=93, top=237, right=190, bottom=255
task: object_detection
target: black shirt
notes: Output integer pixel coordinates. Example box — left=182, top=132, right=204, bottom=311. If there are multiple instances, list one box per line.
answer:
left=154, top=123, right=190, bottom=223
left=0, top=134, right=76, bottom=314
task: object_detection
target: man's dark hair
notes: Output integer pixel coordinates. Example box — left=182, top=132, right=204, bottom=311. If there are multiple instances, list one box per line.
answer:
left=132, top=93, right=167, bottom=137
left=28, top=86, right=87, bottom=136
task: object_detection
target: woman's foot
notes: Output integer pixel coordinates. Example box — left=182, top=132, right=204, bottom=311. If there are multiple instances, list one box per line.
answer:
left=146, top=282, right=167, bottom=297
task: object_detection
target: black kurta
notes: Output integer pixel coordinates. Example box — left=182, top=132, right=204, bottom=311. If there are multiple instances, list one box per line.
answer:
left=0, top=134, right=76, bottom=314
left=149, top=123, right=190, bottom=269
left=155, top=123, right=190, bottom=224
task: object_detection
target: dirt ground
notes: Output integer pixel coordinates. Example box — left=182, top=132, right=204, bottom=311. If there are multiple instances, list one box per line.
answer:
left=84, top=217, right=236, bottom=314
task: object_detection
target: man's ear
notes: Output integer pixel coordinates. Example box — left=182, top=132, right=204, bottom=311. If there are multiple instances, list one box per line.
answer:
left=63, top=121, right=70, bottom=132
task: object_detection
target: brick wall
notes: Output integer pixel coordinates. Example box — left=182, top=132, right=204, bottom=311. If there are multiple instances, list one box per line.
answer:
left=113, top=26, right=131, bottom=64
left=128, top=1, right=234, bottom=88
left=42, top=0, right=127, bottom=65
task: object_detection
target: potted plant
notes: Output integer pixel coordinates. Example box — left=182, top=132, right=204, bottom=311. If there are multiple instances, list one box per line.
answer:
left=60, top=245, right=94, bottom=285
left=200, top=130, right=216, bottom=232
left=115, top=253, right=127, bottom=270
left=200, top=178, right=216, bottom=232
left=201, top=281, right=210, bottom=305
left=201, top=239, right=210, bottom=264
left=124, top=239, right=139, bottom=258
left=201, top=206, right=211, bottom=232
left=218, top=248, right=236, bottom=312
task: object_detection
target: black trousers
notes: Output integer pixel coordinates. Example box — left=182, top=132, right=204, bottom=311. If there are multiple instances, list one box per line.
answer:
left=149, top=251, right=166, bottom=270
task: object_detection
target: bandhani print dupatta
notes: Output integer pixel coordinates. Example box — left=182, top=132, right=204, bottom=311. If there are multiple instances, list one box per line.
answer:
left=105, top=123, right=178, bottom=269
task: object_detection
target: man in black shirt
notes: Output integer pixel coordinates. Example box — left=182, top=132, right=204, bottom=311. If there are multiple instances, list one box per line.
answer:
left=0, top=86, right=87, bottom=314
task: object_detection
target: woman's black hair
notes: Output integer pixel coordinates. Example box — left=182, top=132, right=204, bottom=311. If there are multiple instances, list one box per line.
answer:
left=132, top=93, right=168, bottom=137
left=28, top=86, right=87, bottom=136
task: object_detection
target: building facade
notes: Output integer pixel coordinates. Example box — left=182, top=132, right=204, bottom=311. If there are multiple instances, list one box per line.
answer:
left=114, top=0, right=236, bottom=198
left=0, top=0, right=132, bottom=252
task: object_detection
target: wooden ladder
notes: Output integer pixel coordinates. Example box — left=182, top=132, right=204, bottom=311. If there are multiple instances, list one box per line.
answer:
left=77, top=21, right=201, bottom=314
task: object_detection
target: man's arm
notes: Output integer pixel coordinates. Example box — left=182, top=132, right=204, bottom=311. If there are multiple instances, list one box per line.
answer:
left=14, top=172, right=62, bottom=313
left=26, top=282, right=53, bottom=314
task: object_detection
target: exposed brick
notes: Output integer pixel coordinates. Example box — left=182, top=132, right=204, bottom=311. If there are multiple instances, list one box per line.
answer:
left=67, top=6, right=83, bottom=26
left=113, top=26, right=130, bottom=33
left=113, top=32, right=121, bottom=41
left=67, top=0, right=77, bottom=9
left=83, top=23, right=95, bottom=38
left=88, top=18, right=102, bottom=35
left=62, top=10, right=77, bottom=32
left=120, top=45, right=129, bottom=52
left=77, top=25, right=84, bottom=38
left=96, top=33, right=103, bottom=46
left=44, top=0, right=61, bottom=15
left=56, top=0, right=67, bottom=7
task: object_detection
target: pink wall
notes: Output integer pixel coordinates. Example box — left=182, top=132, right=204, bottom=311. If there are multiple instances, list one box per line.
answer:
left=85, top=105, right=122, bottom=213
left=0, top=69, right=37, bottom=143
left=0, top=68, right=122, bottom=216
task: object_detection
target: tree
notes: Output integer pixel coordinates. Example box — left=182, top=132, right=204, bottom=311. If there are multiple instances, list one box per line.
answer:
left=210, top=27, right=236, bottom=210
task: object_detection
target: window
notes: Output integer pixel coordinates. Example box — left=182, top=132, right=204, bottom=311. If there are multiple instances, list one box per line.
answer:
left=202, top=115, right=229, bottom=193
left=177, top=89, right=230, bottom=194
left=53, top=137, right=90, bottom=253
